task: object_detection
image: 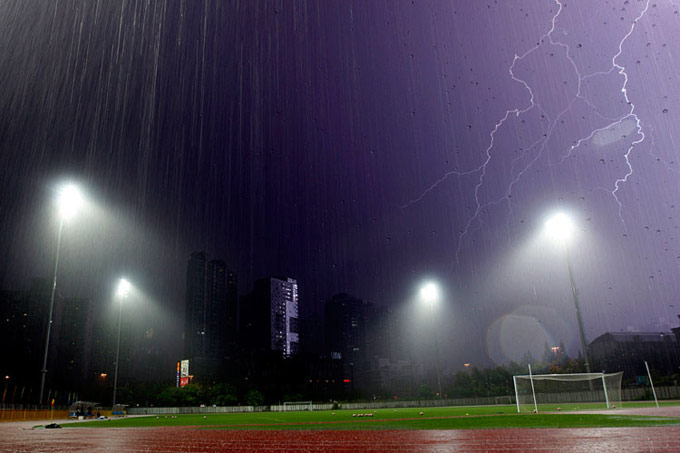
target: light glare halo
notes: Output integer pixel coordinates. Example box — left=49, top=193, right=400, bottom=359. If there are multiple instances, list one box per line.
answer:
left=57, top=184, right=83, bottom=220
left=117, top=278, right=131, bottom=298
left=545, top=212, right=574, bottom=243
left=420, top=281, right=440, bottom=303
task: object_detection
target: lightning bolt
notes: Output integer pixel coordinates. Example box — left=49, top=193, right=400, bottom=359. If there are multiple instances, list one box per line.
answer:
left=560, top=0, right=650, bottom=226
left=609, top=0, right=650, bottom=224
left=400, top=0, right=650, bottom=259
left=454, top=0, right=565, bottom=260
left=399, top=42, right=543, bottom=211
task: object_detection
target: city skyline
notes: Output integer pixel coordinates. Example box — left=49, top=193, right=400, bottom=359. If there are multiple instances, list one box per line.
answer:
left=4, top=266, right=678, bottom=405
left=3, top=215, right=680, bottom=373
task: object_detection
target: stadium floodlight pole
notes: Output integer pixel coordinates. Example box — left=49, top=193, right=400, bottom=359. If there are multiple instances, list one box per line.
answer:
left=39, top=184, right=83, bottom=405
left=112, top=278, right=131, bottom=408
left=419, top=281, right=443, bottom=399
left=545, top=212, right=591, bottom=375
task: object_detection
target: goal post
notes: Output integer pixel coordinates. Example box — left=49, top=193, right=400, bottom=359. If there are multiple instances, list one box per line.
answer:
left=282, top=401, right=313, bottom=411
left=513, top=372, right=623, bottom=413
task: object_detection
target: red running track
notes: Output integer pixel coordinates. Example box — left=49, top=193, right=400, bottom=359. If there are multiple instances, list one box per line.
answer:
left=3, top=425, right=680, bottom=452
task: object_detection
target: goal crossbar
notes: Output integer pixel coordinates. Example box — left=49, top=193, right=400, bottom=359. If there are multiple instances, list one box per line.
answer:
left=514, top=372, right=618, bottom=381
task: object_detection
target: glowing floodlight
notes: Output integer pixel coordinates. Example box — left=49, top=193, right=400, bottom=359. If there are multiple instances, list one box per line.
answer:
left=419, top=281, right=440, bottom=304
left=545, top=212, right=574, bottom=243
left=57, top=184, right=83, bottom=220
left=116, top=278, right=131, bottom=299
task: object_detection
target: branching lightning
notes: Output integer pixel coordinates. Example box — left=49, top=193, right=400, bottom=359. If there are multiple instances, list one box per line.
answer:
left=609, top=1, right=650, bottom=223
left=400, top=0, right=650, bottom=258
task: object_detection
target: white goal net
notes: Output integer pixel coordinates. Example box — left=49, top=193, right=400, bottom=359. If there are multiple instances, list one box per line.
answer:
left=513, top=372, right=623, bottom=413
left=495, top=395, right=514, bottom=405
left=282, top=401, right=313, bottom=411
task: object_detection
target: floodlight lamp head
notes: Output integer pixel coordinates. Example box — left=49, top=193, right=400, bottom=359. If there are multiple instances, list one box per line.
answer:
left=117, top=278, right=131, bottom=299
left=420, top=281, right=440, bottom=303
left=545, top=212, right=574, bottom=243
left=57, top=184, right=83, bottom=220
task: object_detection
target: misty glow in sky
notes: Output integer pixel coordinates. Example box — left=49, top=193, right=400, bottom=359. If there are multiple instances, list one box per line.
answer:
left=1, top=0, right=679, bottom=369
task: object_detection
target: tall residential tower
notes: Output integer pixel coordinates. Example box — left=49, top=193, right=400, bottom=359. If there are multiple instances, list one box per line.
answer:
left=184, top=252, right=238, bottom=378
left=240, top=277, right=299, bottom=357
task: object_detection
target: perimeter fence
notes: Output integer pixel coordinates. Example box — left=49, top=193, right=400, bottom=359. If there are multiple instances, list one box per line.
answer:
left=9, top=385, right=672, bottom=419
left=0, top=404, right=68, bottom=422
left=126, top=386, right=680, bottom=415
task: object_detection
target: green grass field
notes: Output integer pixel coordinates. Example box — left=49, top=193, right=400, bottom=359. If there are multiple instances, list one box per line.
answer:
left=62, top=402, right=680, bottom=430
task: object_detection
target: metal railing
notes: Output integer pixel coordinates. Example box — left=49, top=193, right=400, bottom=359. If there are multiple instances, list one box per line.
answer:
left=119, top=385, right=680, bottom=416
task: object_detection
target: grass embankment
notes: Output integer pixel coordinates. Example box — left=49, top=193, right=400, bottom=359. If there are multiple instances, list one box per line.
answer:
left=63, top=402, right=680, bottom=430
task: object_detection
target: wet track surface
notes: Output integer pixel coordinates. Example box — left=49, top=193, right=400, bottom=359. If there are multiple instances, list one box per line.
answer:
left=3, top=424, right=680, bottom=452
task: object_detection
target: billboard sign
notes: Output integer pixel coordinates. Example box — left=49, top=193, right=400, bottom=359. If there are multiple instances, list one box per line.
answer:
left=180, top=359, right=190, bottom=387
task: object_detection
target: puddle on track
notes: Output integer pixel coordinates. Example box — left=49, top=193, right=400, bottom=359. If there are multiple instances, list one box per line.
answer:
left=2, top=425, right=680, bottom=452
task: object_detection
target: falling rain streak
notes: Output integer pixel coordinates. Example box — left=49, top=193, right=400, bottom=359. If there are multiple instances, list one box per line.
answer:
left=1, top=0, right=680, bottom=375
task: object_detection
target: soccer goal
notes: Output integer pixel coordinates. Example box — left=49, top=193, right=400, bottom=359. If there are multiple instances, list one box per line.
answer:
left=513, top=372, right=623, bottom=413
left=282, top=401, right=313, bottom=411
left=495, top=395, right=514, bottom=405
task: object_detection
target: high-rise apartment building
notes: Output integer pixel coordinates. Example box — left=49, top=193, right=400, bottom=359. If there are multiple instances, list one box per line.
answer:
left=0, top=280, right=50, bottom=393
left=324, top=293, right=367, bottom=365
left=240, top=277, right=299, bottom=357
left=184, top=252, right=238, bottom=363
left=0, top=279, right=95, bottom=402
left=52, top=297, right=93, bottom=390
left=184, top=252, right=207, bottom=358
left=271, top=277, right=299, bottom=356
left=324, top=293, right=415, bottom=396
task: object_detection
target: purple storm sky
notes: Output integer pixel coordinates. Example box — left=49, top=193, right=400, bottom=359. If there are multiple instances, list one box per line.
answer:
left=1, top=0, right=679, bottom=369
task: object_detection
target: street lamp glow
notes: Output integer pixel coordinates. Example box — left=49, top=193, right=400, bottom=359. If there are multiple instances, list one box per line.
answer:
left=116, top=278, right=131, bottom=298
left=57, top=184, right=83, bottom=220
left=545, top=212, right=574, bottom=243
left=420, top=282, right=440, bottom=304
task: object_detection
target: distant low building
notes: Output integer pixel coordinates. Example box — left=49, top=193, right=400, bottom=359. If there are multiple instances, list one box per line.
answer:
left=672, top=315, right=680, bottom=349
left=589, top=331, right=680, bottom=378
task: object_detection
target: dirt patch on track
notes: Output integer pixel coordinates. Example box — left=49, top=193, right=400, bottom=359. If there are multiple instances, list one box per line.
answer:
left=3, top=424, right=680, bottom=452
